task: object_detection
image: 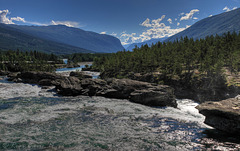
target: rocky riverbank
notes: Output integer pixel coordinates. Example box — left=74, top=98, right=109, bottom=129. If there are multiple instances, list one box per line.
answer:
left=197, top=96, right=240, bottom=135
left=3, top=70, right=240, bottom=135
left=6, top=71, right=177, bottom=108
left=126, top=70, right=240, bottom=103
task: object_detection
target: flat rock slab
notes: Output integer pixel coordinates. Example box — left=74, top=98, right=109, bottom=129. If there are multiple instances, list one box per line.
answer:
left=196, top=96, right=240, bottom=134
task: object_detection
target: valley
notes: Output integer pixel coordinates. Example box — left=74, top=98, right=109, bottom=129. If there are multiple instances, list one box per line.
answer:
left=0, top=4, right=240, bottom=151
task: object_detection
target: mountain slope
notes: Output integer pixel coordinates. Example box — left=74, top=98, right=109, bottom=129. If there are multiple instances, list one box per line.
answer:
left=126, top=37, right=167, bottom=51
left=7, top=24, right=124, bottom=53
left=0, top=23, right=93, bottom=54
left=166, top=8, right=240, bottom=42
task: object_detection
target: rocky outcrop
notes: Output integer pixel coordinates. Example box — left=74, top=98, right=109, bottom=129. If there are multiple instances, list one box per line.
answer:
left=196, top=96, right=240, bottom=134
left=9, top=71, right=176, bottom=107
left=70, top=71, right=92, bottom=79
left=103, top=79, right=176, bottom=107
left=55, top=76, right=82, bottom=96
left=129, top=72, right=240, bottom=103
left=0, top=70, right=10, bottom=76
left=12, top=71, right=64, bottom=85
left=56, top=78, right=177, bottom=107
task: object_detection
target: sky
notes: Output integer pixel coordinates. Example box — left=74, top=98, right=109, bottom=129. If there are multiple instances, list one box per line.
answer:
left=0, top=0, right=239, bottom=45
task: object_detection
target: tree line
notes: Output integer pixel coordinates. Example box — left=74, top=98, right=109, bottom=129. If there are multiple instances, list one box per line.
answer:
left=0, top=50, right=62, bottom=72
left=93, top=31, right=240, bottom=81
left=63, top=53, right=113, bottom=64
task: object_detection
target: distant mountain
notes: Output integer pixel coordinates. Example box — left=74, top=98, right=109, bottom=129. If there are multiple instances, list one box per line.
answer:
left=166, top=8, right=240, bottom=42
left=126, top=37, right=167, bottom=51
left=6, top=24, right=124, bottom=53
left=0, top=23, right=92, bottom=54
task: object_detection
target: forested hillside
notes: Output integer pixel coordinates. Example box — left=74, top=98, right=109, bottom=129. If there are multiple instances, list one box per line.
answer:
left=93, top=32, right=240, bottom=81
left=0, top=50, right=62, bottom=72
left=0, top=24, right=92, bottom=54
left=5, top=24, right=124, bottom=53
left=166, top=8, right=240, bottom=42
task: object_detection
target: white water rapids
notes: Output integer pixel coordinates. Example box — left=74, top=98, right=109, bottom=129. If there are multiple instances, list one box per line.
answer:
left=0, top=76, right=225, bottom=150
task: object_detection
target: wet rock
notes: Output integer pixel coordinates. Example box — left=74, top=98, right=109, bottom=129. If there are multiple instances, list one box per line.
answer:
left=196, top=96, right=240, bottom=134
left=56, top=78, right=177, bottom=107
left=55, top=76, right=82, bottom=96
left=0, top=70, right=10, bottom=76
left=70, top=71, right=92, bottom=79
left=130, top=88, right=177, bottom=107
left=101, top=79, right=177, bottom=107
left=13, top=71, right=63, bottom=85
left=7, top=72, right=20, bottom=81
left=8, top=71, right=176, bottom=107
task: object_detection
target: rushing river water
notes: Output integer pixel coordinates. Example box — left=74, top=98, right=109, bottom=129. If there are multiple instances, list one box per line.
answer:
left=56, top=64, right=100, bottom=79
left=0, top=67, right=239, bottom=150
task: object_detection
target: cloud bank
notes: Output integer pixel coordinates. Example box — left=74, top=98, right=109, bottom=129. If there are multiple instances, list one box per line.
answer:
left=0, top=9, right=80, bottom=28
left=51, top=20, right=80, bottom=27
left=120, top=8, right=201, bottom=45
left=121, top=15, right=186, bottom=45
left=0, top=9, right=25, bottom=24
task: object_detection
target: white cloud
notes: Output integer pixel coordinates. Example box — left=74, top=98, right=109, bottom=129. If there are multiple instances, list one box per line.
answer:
left=193, top=17, right=198, bottom=20
left=180, top=9, right=199, bottom=21
left=11, top=17, right=25, bottom=22
left=110, top=32, right=117, bottom=37
left=223, top=6, right=231, bottom=12
left=140, top=15, right=166, bottom=28
left=167, top=18, right=172, bottom=24
left=177, top=22, right=180, bottom=26
left=209, top=15, right=213, bottom=17
left=51, top=20, right=80, bottom=27
left=120, top=32, right=141, bottom=45
left=0, top=9, right=46, bottom=26
left=175, top=18, right=177, bottom=21
left=0, top=9, right=83, bottom=28
left=179, top=12, right=185, bottom=16
left=0, top=10, right=14, bottom=24
left=140, top=18, right=151, bottom=27
left=223, top=6, right=238, bottom=12
left=27, top=21, right=48, bottom=26
left=100, top=31, right=107, bottom=34
left=120, top=16, right=186, bottom=45
left=233, top=7, right=238, bottom=10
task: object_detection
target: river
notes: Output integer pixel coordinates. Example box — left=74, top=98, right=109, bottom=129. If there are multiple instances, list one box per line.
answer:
left=0, top=66, right=239, bottom=150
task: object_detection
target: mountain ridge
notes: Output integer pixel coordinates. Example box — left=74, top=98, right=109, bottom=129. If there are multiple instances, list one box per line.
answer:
left=6, top=24, right=124, bottom=53
left=165, top=8, right=240, bottom=42
left=126, top=37, right=167, bottom=51
left=0, top=23, right=93, bottom=54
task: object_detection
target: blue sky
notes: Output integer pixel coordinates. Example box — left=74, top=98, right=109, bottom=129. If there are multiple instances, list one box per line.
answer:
left=0, top=0, right=239, bottom=45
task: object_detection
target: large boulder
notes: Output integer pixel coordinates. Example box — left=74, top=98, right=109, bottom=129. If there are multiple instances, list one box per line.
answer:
left=55, top=76, right=82, bottom=96
left=196, top=96, right=240, bottom=134
left=14, top=71, right=63, bottom=85
left=70, top=71, right=92, bottom=79
left=101, top=79, right=177, bottom=107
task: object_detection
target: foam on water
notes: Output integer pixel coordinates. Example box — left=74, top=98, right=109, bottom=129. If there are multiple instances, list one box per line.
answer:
left=0, top=77, right=215, bottom=150
left=0, top=96, right=209, bottom=150
left=0, top=77, right=206, bottom=125
left=0, top=82, right=41, bottom=99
